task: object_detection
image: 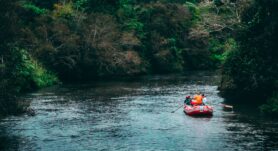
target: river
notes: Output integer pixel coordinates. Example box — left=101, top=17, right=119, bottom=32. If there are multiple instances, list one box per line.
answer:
left=1, top=71, right=278, bottom=151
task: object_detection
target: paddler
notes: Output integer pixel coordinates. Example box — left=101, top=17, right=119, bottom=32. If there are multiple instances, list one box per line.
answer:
left=202, top=94, right=208, bottom=105
left=191, top=92, right=203, bottom=105
left=184, top=96, right=191, bottom=105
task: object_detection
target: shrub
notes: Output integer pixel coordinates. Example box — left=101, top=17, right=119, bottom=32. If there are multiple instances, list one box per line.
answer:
left=185, top=2, right=200, bottom=24
left=53, top=2, right=74, bottom=18
left=11, top=48, right=59, bottom=92
left=209, top=38, right=237, bottom=66
left=260, top=92, right=278, bottom=116
left=140, top=2, right=192, bottom=37
left=73, top=0, right=89, bottom=11
left=22, top=3, right=47, bottom=15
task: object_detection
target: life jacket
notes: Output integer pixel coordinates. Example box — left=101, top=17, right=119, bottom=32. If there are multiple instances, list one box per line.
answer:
left=193, top=95, right=203, bottom=105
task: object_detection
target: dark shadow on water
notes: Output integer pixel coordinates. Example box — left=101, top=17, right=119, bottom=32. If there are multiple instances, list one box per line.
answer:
left=0, top=126, right=20, bottom=151
left=222, top=102, right=278, bottom=150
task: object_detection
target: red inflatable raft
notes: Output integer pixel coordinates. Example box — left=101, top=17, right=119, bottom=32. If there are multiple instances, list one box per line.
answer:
left=184, top=105, right=213, bottom=116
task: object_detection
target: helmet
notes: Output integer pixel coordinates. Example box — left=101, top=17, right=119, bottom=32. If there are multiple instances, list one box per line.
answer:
left=186, top=96, right=190, bottom=99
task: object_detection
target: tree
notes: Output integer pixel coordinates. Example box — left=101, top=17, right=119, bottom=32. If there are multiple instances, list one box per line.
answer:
left=220, top=0, right=278, bottom=102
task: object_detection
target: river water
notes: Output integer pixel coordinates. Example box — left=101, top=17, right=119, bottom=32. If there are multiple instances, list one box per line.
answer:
left=1, top=71, right=278, bottom=151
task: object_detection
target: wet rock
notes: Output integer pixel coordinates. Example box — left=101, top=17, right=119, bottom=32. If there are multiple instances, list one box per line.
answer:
left=26, top=108, right=36, bottom=116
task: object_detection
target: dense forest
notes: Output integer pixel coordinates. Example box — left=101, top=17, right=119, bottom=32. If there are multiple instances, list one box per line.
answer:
left=0, top=0, right=277, bottom=116
left=220, top=0, right=278, bottom=115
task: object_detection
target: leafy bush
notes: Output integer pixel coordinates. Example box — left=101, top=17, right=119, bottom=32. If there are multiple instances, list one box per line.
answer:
left=260, top=92, right=278, bottom=116
left=209, top=38, right=237, bottom=66
left=117, top=2, right=145, bottom=38
left=140, top=2, right=192, bottom=37
left=136, top=2, right=192, bottom=72
left=73, top=0, right=89, bottom=11
left=11, top=48, right=58, bottom=92
left=185, top=2, right=200, bottom=24
left=22, top=3, right=47, bottom=15
left=53, top=2, right=74, bottom=18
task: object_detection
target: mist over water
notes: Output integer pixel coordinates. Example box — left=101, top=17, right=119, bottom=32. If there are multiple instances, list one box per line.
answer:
left=1, top=71, right=278, bottom=151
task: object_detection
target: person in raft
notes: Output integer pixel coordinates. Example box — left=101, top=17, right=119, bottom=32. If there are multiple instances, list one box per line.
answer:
left=202, top=94, right=208, bottom=105
left=184, top=96, right=192, bottom=105
left=191, top=92, right=203, bottom=106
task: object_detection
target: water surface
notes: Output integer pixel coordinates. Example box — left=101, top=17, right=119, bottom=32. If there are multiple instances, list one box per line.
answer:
left=1, top=72, right=278, bottom=151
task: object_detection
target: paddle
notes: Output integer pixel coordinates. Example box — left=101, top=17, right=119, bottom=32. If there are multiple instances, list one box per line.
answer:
left=220, top=103, right=233, bottom=111
left=171, top=104, right=184, bottom=113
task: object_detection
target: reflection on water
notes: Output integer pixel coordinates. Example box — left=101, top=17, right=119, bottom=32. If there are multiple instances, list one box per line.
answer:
left=1, top=71, right=278, bottom=151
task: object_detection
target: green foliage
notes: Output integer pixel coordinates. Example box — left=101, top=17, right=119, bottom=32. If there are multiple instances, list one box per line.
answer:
left=168, top=38, right=182, bottom=58
left=141, top=2, right=192, bottom=37
left=185, top=2, right=200, bottom=24
left=117, top=1, right=192, bottom=72
left=119, top=0, right=132, bottom=5
left=220, top=0, right=278, bottom=102
left=73, top=0, right=89, bottom=11
left=2, top=0, right=244, bottom=81
left=136, top=2, right=194, bottom=72
left=53, top=2, right=75, bottom=18
left=260, top=92, right=278, bottom=116
left=22, top=3, right=47, bottom=15
left=159, top=0, right=187, bottom=3
left=1, top=0, right=253, bottom=116
left=124, top=20, right=145, bottom=40
left=11, top=48, right=59, bottom=92
left=124, top=19, right=144, bottom=31
left=117, top=2, right=144, bottom=32
left=209, top=38, right=237, bottom=66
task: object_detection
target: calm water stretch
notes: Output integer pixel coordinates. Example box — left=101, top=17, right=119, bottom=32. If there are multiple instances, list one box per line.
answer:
left=1, top=71, right=278, bottom=151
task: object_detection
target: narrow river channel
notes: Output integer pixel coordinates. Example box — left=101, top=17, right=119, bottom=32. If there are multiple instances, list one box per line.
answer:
left=1, top=71, right=278, bottom=151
